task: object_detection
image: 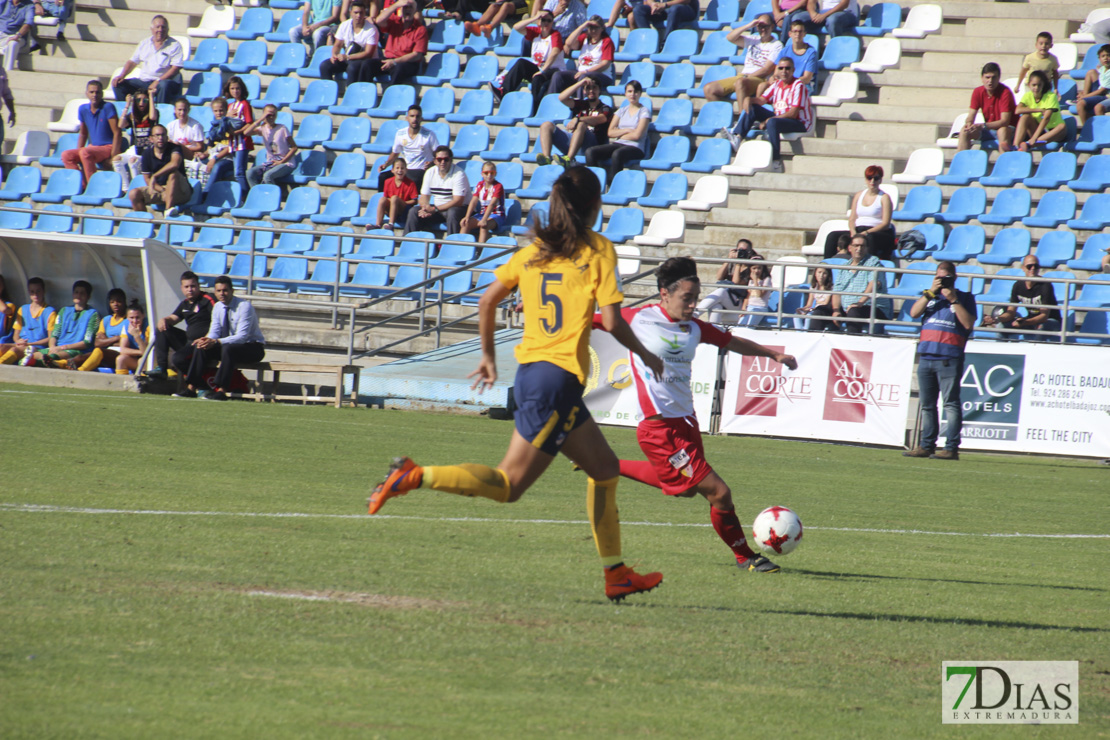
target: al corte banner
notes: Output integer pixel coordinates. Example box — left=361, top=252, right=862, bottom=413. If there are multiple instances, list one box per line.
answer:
left=952, top=342, right=1110, bottom=457
left=584, top=329, right=717, bottom=431
left=718, top=331, right=916, bottom=446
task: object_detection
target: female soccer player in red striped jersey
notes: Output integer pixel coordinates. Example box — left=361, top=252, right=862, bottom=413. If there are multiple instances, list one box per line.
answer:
left=597, top=256, right=798, bottom=572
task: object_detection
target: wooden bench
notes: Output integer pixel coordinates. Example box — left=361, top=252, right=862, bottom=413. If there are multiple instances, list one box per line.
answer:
left=236, top=362, right=360, bottom=408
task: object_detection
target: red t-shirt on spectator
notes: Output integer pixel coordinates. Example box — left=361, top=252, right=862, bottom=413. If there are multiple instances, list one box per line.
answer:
left=969, top=85, right=1016, bottom=124
left=384, top=175, right=418, bottom=202
left=382, top=17, right=429, bottom=59
left=576, top=34, right=614, bottom=68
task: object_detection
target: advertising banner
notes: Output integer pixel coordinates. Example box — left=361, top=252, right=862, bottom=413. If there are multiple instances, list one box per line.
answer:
left=718, top=331, right=917, bottom=446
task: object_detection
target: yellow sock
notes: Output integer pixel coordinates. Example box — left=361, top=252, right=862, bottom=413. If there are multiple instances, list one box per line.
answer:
left=423, top=464, right=511, bottom=503
left=587, top=476, right=623, bottom=567
left=115, top=369, right=129, bottom=375
left=78, top=349, right=103, bottom=372
left=0, top=350, right=16, bottom=364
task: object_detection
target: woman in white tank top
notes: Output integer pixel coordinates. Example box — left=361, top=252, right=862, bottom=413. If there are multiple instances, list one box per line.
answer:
left=849, top=164, right=895, bottom=260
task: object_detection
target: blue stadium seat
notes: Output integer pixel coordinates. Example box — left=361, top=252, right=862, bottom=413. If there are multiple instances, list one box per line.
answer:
left=427, top=19, right=465, bottom=52
left=608, top=62, right=656, bottom=95
left=32, top=204, right=74, bottom=233
left=640, top=136, right=691, bottom=171
left=229, top=220, right=276, bottom=252
left=1072, top=308, right=1110, bottom=346
left=266, top=223, right=314, bottom=254
left=888, top=261, right=935, bottom=297
left=323, top=117, right=372, bottom=152
left=414, top=52, right=461, bottom=86
left=487, top=90, right=532, bottom=126
left=1067, top=234, right=1110, bottom=272
left=523, top=95, right=571, bottom=128
left=932, top=224, right=986, bottom=263
left=329, top=82, right=378, bottom=115
left=184, top=72, right=223, bottom=105
left=602, top=170, right=647, bottom=206
left=639, top=172, right=688, bottom=207
left=229, top=185, right=280, bottom=220
left=317, top=152, right=367, bottom=188
left=741, top=0, right=771, bottom=23
left=1065, top=153, right=1110, bottom=191
left=181, top=217, right=235, bottom=250
left=689, top=30, right=736, bottom=65
left=1042, top=271, right=1077, bottom=307
left=957, top=264, right=985, bottom=294
left=310, top=190, right=362, bottom=225
left=697, top=0, right=739, bottom=30
left=819, top=36, right=861, bottom=71
left=228, top=252, right=267, bottom=288
left=492, top=30, right=525, bottom=57
left=157, top=215, right=196, bottom=246
left=1072, top=272, right=1110, bottom=307
left=260, top=76, right=300, bottom=110
left=651, top=29, right=698, bottom=63
left=431, top=239, right=477, bottom=266
left=976, top=188, right=1030, bottom=226
left=192, top=107, right=216, bottom=131
left=0, top=165, right=41, bottom=200
left=451, top=124, right=491, bottom=159
left=305, top=226, right=356, bottom=258
left=979, top=150, right=1032, bottom=187
left=182, top=38, right=228, bottom=71
left=1022, top=191, right=1076, bottom=228
left=688, top=100, right=733, bottom=136
left=459, top=27, right=500, bottom=56
left=680, top=138, right=732, bottom=173
left=264, top=10, right=301, bottom=43
left=362, top=119, right=406, bottom=154
left=653, top=98, right=694, bottom=135
left=481, top=127, right=529, bottom=161
left=1066, top=193, right=1110, bottom=230
left=30, top=169, right=81, bottom=203
left=191, top=181, right=241, bottom=216
left=614, top=28, right=659, bottom=62
left=272, top=186, right=321, bottom=222
left=39, top=133, right=77, bottom=169
left=454, top=55, right=498, bottom=89
left=514, top=164, right=563, bottom=200
left=80, top=207, right=116, bottom=236
left=980, top=267, right=1022, bottom=303
left=512, top=201, right=547, bottom=234
left=295, top=47, right=332, bottom=78
left=935, top=149, right=988, bottom=186
left=891, top=185, right=941, bottom=221
left=290, top=79, right=338, bottom=114
left=227, top=7, right=273, bottom=40
left=426, top=121, right=451, bottom=149
left=354, top=155, right=391, bottom=189
left=1034, top=231, right=1077, bottom=268
left=688, top=64, right=733, bottom=97
left=418, top=87, right=455, bottom=122
left=585, top=166, right=609, bottom=194
left=1070, top=116, right=1110, bottom=154
left=858, top=1, right=901, bottom=37
left=190, top=250, right=228, bottom=281
left=300, top=257, right=349, bottom=296
left=115, top=211, right=154, bottom=240
left=1069, top=45, right=1102, bottom=80
left=600, top=207, right=645, bottom=242
left=256, top=256, right=308, bottom=293
left=292, top=114, right=332, bottom=148
left=647, top=63, right=697, bottom=96
left=446, top=89, right=494, bottom=124
left=222, top=40, right=268, bottom=73
left=350, top=196, right=388, bottom=229
left=258, top=42, right=306, bottom=76
left=0, top=201, right=31, bottom=229
left=978, top=228, right=1031, bottom=265
left=239, top=74, right=262, bottom=103
left=341, top=261, right=390, bottom=297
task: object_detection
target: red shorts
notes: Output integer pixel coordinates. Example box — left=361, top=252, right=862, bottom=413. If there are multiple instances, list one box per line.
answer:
left=636, top=416, right=714, bottom=496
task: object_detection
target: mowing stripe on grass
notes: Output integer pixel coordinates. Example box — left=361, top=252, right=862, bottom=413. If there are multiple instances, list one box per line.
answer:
left=2, top=503, right=1106, bottom=539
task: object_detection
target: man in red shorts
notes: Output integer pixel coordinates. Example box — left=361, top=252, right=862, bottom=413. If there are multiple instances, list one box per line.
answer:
left=593, top=256, right=798, bottom=572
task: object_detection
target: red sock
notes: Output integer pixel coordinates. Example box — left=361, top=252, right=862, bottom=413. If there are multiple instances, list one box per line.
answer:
left=618, top=459, right=663, bottom=489
left=709, top=505, right=758, bottom=563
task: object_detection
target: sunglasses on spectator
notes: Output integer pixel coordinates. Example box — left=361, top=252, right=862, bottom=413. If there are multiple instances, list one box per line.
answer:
left=776, top=65, right=791, bottom=69
left=435, top=156, right=452, bottom=162
left=540, top=15, right=553, bottom=22
left=1023, top=263, right=1040, bottom=270
left=867, top=176, right=881, bottom=181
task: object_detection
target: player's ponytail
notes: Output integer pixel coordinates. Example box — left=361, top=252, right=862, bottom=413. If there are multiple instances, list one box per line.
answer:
left=531, top=167, right=601, bottom=267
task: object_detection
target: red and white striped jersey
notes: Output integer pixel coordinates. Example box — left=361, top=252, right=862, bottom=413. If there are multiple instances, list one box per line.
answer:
left=766, top=78, right=813, bottom=131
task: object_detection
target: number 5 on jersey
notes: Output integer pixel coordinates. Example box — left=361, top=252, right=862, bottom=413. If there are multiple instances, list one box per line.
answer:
left=539, top=273, right=563, bottom=336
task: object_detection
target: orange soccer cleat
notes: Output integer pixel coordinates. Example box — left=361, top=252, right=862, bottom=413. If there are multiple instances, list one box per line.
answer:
left=604, top=564, right=663, bottom=603
left=367, top=457, right=422, bottom=515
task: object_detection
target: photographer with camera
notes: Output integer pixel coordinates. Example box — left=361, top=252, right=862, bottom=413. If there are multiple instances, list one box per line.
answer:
left=903, top=261, right=976, bottom=461
left=696, top=239, right=761, bottom=326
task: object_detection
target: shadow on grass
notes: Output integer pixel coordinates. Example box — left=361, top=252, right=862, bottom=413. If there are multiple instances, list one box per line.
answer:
left=789, top=567, right=1107, bottom=593
left=757, top=608, right=1108, bottom=633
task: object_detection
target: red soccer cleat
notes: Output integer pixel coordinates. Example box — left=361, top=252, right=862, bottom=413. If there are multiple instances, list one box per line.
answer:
left=604, top=564, right=663, bottom=602
left=367, top=457, right=422, bottom=515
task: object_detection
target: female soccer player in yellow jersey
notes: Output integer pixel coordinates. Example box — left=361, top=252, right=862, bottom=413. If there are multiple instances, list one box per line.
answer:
left=368, top=167, right=667, bottom=602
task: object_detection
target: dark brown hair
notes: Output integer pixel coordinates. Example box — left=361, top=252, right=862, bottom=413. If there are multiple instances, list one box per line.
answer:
left=530, top=167, right=601, bottom=267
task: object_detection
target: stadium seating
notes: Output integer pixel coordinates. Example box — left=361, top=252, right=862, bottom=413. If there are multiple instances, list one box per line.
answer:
left=260, top=77, right=301, bottom=110
left=680, top=139, right=732, bottom=173
left=639, top=172, right=689, bottom=208
left=290, top=80, right=339, bottom=113
left=184, top=72, right=222, bottom=105
left=800, top=218, right=848, bottom=256
left=819, top=36, right=861, bottom=71
left=1034, top=231, right=1078, bottom=269
left=609, top=62, right=656, bottom=95
left=516, top=165, right=564, bottom=200
left=891, top=148, right=943, bottom=184
left=79, top=208, right=115, bottom=237
left=1021, top=191, right=1076, bottom=228
left=0, top=202, right=32, bottom=229
left=182, top=218, right=235, bottom=250
left=522, top=95, right=570, bottom=128
left=480, top=128, right=529, bottom=162
left=1065, top=154, right=1110, bottom=191
left=696, top=0, right=739, bottom=30
left=1024, top=151, right=1077, bottom=189
left=935, top=149, right=988, bottom=186
left=292, top=115, right=332, bottom=148
left=32, top=204, right=75, bottom=233
left=1067, top=235, right=1110, bottom=272
left=223, top=40, right=268, bottom=74
left=689, top=65, right=734, bottom=97
left=651, top=29, right=698, bottom=64
left=487, top=91, right=532, bottom=126
left=446, top=90, right=494, bottom=124
left=978, top=228, right=1031, bottom=266
left=258, top=43, right=306, bottom=76
left=115, top=212, right=155, bottom=240
left=454, top=56, right=499, bottom=89
left=850, top=37, right=901, bottom=73
left=267, top=223, right=314, bottom=254
left=721, top=139, right=773, bottom=176
left=272, top=187, right=322, bottom=222
left=323, top=118, right=372, bottom=153
left=678, top=175, right=729, bottom=210
left=857, top=2, right=901, bottom=36
left=811, top=71, right=860, bottom=107
left=182, top=38, right=228, bottom=71
left=187, top=4, right=234, bottom=37
left=647, top=64, right=697, bottom=96
left=601, top=208, right=645, bottom=243
left=1071, top=117, right=1110, bottom=154
left=634, top=211, right=685, bottom=247
left=1069, top=45, right=1103, bottom=81
left=688, top=100, right=733, bottom=136
left=309, top=191, right=361, bottom=226
left=0, top=130, right=50, bottom=166
left=893, top=3, right=942, bottom=38
left=192, top=181, right=241, bottom=216
left=0, top=166, right=42, bottom=200
left=888, top=261, right=935, bottom=297
left=449, top=125, right=491, bottom=160
left=1066, top=194, right=1110, bottom=230
left=977, top=188, right=1031, bottom=226
left=614, top=29, right=659, bottom=62
left=891, top=185, right=941, bottom=221
left=979, top=151, right=1033, bottom=187
left=326, top=83, right=376, bottom=116
left=932, top=224, right=985, bottom=263
left=30, top=170, right=81, bottom=203
left=227, top=7, right=272, bottom=39
left=653, top=99, right=694, bottom=135
left=640, top=136, right=691, bottom=171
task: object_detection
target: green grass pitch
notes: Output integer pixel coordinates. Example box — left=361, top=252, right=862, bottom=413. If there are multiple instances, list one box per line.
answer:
left=1, top=384, right=1107, bottom=738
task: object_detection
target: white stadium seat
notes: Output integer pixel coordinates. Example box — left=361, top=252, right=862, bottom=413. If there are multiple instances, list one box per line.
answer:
left=634, top=211, right=686, bottom=247
left=892, top=148, right=944, bottom=184
left=678, top=175, right=729, bottom=211
left=892, top=4, right=942, bottom=39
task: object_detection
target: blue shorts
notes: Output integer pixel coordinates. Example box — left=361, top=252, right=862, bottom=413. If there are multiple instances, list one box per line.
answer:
left=1081, top=94, right=1108, bottom=110
left=484, top=213, right=507, bottom=233
left=513, top=361, right=589, bottom=456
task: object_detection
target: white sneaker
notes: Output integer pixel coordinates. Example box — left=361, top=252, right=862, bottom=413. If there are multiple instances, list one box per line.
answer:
left=770, top=160, right=784, bottom=173
left=721, top=127, right=743, bottom=152
left=165, top=206, right=180, bottom=217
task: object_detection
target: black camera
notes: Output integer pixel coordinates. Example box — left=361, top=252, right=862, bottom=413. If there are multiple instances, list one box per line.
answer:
left=938, top=275, right=955, bottom=290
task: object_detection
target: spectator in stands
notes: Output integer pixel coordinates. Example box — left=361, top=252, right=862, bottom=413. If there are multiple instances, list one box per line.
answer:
left=1015, top=31, right=1059, bottom=93
left=376, top=104, right=437, bottom=191
left=146, top=271, right=216, bottom=381
left=20, top=280, right=100, bottom=368
left=783, top=0, right=858, bottom=41
left=704, top=14, right=782, bottom=106
left=630, top=0, right=698, bottom=50
left=112, top=91, right=158, bottom=189
left=832, top=232, right=851, bottom=258
left=463, top=0, right=528, bottom=40
left=196, top=97, right=242, bottom=198
left=128, top=124, right=192, bottom=217
left=32, top=0, right=68, bottom=41
left=68, top=287, right=128, bottom=371
left=182, top=275, right=265, bottom=402
left=795, top=264, right=835, bottom=331
left=903, top=261, right=976, bottom=461
left=777, top=19, right=817, bottom=87
left=491, top=10, right=564, bottom=114
left=696, top=239, right=760, bottom=325
left=957, top=62, right=1015, bottom=152
left=847, top=165, right=895, bottom=260
left=724, top=56, right=812, bottom=172
left=831, top=233, right=891, bottom=334
left=404, top=145, right=471, bottom=235
left=1076, top=44, right=1110, bottom=126
left=739, top=257, right=773, bottom=326
left=1013, top=70, right=1067, bottom=152
left=110, top=16, right=184, bottom=105
left=0, top=273, right=12, bottom=336
left=319, top=1, right=379, bottom=84
left=980, top=256, right=1060, bottom=339
left=209, top=79, right=253, bottom=204
left=770, top=0, right=805, bottom=38
left=366, top=0, right=429, bottom=88
left=537, top=77, right=611, bottom=166
left=371, top=158, right=418, bottom=229
left=540, top=0, right=587, bottom=40
left=461, top=161, right=507, bottom=243
left=115, top=300, right=150, bottom=375
left=585, top=80, right=649, bottom=183
left=0, top=0, right=33, bottom=71
left=166, top=97, right=204, bottom=163
left=549, top=15, right=614, bottom=97
left=0, top=67, right=15, bottom=142
left=1101, top=248, right=1110, bottom=274
left=61, top=80, right=122, bottom=188
left=0, top=276, right=54, bottom=365
left=290, top=0, right=340, bottom=54
left=244, top=104, right=299, bottom=190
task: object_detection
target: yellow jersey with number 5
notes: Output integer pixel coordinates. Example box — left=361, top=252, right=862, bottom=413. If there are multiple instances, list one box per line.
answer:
left=494, top=232, right=623, bottom=385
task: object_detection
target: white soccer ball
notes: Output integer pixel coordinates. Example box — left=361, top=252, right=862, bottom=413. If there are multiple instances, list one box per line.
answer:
left=751, top=506, right=804, bottom=556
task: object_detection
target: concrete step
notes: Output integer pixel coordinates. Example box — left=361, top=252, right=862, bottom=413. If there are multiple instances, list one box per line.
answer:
left=878, top=86, right=979, bottom=111
left=709, top=207, right=828, bottom=232
left=822, top=100, right=966, bottom=124
left=787, top=154, right=897, bottom=178
left=876, top=68, right=991, bottom=90
left=834, top=120, right=941, bottom=144
left=795, top=137, right=927, bottom=161
left=699, top=226, right=806, bottom=251
left=747, top=188, right=850, bottom=214
left=963, top=17, right=1072, bottom=40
